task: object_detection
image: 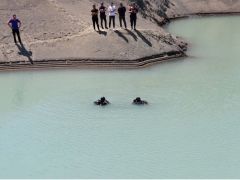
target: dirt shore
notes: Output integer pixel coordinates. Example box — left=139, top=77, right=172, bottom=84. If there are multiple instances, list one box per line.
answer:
left=0, top=0, right=240, bottom=71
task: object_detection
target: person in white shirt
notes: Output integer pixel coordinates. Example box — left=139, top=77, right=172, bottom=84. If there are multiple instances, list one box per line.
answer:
left=108, top=2, right=116, bottom=29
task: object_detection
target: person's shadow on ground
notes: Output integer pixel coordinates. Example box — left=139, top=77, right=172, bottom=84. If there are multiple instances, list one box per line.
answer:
left=16, top=43, right=34, bottom=64
left=114, top=30, right=129, bottom=43
left=135, top=30, right=152, bottom=47
left=125, top=29, right=138, bottom=41
left=98, top=30, right=107, bottom=36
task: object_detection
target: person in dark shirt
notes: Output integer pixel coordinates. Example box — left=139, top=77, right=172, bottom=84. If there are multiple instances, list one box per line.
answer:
left=8, top=14, right=22, bottom=44
left=129, top=3, right=138, bottom=30
left=91, top=4, right=100, bottom=31
left=118, top=3, right=127, bottom=29
left=99, top=2, right=108, bottom=29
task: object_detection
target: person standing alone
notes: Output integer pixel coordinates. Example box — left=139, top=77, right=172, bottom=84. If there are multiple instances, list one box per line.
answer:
left=91, top=4, right=100, bottom=31
left=118, top=3, right=127, bottom=29
left=129, top=3, right=138, bottom=30
left=99, top=2, right=108, bottom=29
left=108, top=2, right=116, bottom=30
left=8, top=14, right=22, bottom=44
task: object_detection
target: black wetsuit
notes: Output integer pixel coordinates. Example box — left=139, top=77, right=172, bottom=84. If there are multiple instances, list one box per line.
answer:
left=133, top=98, right=148, bottom=105
left=118, top=6, right=127, bottom=28
left=91, top=8, right=100, bottom=31
left=99, top=5, right=108, bottom=29
left=94, top=99, right=110, bottom=106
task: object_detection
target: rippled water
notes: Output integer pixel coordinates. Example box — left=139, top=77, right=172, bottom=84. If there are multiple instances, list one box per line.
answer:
left=1, top=16, right=240, bottom=178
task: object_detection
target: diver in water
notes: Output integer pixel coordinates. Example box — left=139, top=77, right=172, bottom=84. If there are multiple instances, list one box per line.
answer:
left=133, top=97, right=148, bottom=105
left=94, top=97, right=110, bottom=106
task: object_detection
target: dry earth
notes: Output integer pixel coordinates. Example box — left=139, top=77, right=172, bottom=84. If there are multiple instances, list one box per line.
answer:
left=0, top=0, right=240, bottom=69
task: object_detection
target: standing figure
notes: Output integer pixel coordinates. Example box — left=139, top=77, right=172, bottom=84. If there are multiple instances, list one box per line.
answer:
left=99, top=2, right=108, bottom=29
left=129, top=3, right=138, bottom=30
left=8, top=14, right=22, bottom=44
left=108, top=2, right=116, bottom=30
left=118, top=3, right=127, bottom=29
left=91, top=4, right=100, bottom=31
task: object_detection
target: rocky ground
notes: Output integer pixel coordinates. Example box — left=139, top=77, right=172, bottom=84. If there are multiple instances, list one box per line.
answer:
left=168, top=0, right=240, bottom=18
left=0, top=0, right=239, bottom=69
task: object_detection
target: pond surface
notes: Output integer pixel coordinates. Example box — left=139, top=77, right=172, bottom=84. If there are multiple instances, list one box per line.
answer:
left=0, top=16, right=240, bottom=178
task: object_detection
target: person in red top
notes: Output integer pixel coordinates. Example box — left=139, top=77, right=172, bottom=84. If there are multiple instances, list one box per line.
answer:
left=91, top=4, right=100, bottom=31
left=129, top=3, right=138, bottom=30
left=8, top=14, right=22, bottom=44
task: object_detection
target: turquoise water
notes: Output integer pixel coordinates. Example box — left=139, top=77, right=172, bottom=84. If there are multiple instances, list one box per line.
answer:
left=1, top=16, right=240, bottom=178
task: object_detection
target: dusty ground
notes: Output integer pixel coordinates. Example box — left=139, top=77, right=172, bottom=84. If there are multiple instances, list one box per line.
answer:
left=168, top=0, right=240, bottom=17
left=0, top=0, right=239, bottom=69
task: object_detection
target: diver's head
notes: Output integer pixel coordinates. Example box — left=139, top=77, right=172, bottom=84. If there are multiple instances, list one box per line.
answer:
left=136, top=97, right=141, bottom=102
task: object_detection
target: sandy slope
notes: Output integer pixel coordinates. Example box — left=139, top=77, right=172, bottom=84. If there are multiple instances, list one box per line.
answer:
left=0, top=0, right=240, bottom=69
left=168, top=0, right=240, bottom=17
left=0, top=0, right=175, bottom=64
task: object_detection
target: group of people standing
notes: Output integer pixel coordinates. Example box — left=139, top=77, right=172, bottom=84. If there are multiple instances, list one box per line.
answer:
left=91, top=2, right=139, bottom=31
left=6, top=2, right=139, bottom=44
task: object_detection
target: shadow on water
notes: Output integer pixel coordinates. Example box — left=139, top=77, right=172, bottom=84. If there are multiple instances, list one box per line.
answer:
left=16, top=43, right=34, bottom=64
left=114, top=30, right=129, bottom=43
left=125, top=29, right=138, bottom=41
left=135, top=30, right=152, bottom=47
